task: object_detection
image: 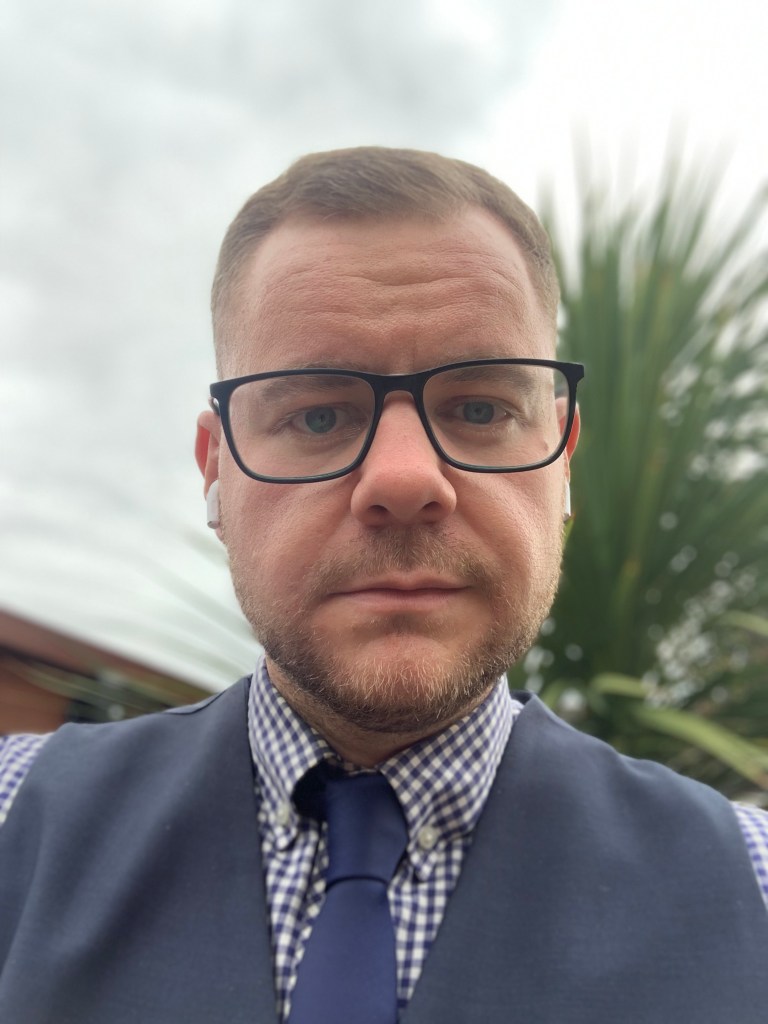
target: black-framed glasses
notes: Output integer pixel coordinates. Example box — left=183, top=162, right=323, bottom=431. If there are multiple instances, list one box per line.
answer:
left=209, top=358, right=584, bottom=484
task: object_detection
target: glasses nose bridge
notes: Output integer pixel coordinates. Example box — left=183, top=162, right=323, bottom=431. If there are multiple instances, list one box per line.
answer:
left=367, top=370, right=433, bottom=449
left=374, top=369, right=428, bottom=405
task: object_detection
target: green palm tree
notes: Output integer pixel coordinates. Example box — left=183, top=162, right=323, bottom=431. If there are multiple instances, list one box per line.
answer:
left=508, top=163, right=768, bottom=797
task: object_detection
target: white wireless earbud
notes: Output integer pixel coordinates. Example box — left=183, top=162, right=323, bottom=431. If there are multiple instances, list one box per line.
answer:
left=206, top=481, right=221, bottom=529
left=563, top=482, right=572, bottom=522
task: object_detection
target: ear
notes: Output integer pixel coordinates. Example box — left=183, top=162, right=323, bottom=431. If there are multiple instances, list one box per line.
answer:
left=195, top=409, right=222, bottom=493
left=563, top=404, right=580, bottom=470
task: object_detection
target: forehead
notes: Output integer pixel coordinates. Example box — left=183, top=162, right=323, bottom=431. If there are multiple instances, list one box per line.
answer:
left=221, top=208, right=555, bottom=376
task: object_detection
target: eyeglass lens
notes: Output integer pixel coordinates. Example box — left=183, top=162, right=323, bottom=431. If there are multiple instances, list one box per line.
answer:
left=226, top=364, right=571, bottom=480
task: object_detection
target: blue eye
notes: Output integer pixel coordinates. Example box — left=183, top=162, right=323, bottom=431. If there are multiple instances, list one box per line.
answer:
left=303, top=407, right=338, bottom=433
left=461, top=401, right=495, bottom=424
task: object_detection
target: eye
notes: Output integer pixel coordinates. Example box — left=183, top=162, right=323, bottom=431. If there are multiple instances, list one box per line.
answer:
left=458, top=400, right=497, bottom=425
left=301, top=406, right=338, bottom=434
left=440, top=399, right=508, bottom=426
left=286, top=403, right=369, bottom=438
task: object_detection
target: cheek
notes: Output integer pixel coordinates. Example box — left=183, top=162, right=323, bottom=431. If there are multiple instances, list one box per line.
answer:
left=223, top=473, right=344, bottom=581
left=467, top=473, right=562, bottom=558
left=479, top=471, right=561, bottom=532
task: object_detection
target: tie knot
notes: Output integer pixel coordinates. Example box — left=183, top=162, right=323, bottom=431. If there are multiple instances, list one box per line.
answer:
left=322, top=772, right=407, bottom=887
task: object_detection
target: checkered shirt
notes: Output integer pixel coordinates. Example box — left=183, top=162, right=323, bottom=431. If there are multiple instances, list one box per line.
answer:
left=249, top=657, right=518, bottom=1020
left=2, top=675, right=768, bottom=1021
left=0, top=732, right=51, bottom=826
left=735, top=801, right=768, bottom=892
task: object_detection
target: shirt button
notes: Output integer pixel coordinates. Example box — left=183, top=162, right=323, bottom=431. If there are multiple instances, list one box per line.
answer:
left=275, top=801, right=292, bottom=828
left=417, top=825, right=439, bottom=851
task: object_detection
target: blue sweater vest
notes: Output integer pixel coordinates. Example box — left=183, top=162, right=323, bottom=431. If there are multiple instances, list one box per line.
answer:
left=1, top=679, right=767, bottom=1023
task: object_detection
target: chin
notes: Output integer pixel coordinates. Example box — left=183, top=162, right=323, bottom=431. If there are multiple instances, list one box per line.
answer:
left=263, top=626, right=521, bottom=736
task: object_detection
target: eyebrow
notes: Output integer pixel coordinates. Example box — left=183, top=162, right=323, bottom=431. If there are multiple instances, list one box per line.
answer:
left=440, top=364, right=547, bottom=393
left=277, top=358, right=375, bottom=372
left=255, top=373, right=365, bottom=402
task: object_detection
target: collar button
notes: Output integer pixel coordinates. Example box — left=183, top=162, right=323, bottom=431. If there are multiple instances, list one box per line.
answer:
left=417, top=824, right=439, bottom=851
left=275, top=801, right=292, bottom=828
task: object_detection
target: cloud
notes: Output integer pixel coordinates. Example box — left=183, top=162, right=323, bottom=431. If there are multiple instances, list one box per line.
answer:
left=0, top=0, right=556, bottom=684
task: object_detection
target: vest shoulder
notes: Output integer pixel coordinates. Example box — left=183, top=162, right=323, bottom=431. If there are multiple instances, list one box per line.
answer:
left=4, top=677, right=251, bottom=818
left=510, top=692, right=733, bottom=814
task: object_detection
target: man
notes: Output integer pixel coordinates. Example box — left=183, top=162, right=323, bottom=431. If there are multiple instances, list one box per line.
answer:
left=1, top=148, right=767, bottom=1023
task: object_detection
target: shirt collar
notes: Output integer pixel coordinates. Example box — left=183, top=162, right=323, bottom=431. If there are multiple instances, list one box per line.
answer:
left=248, top=654, right=522, bottom=874
left=248, top=657, right=334, bottom=849
left=377, top=677, right=519, bottom=878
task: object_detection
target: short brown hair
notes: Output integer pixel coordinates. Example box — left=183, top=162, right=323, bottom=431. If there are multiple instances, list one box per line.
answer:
left=211, top=147, right=559, bottom=367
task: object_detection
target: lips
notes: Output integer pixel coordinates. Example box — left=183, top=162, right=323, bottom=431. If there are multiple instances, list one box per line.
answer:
left=324, top=575, right=471, bottom=617
left=333, top=575, right=468, bottom=596
left=303, top=535, right=496, bottom=607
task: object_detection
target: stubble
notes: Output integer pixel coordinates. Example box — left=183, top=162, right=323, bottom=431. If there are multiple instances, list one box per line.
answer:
left=225, top=519, right=561, bottom=736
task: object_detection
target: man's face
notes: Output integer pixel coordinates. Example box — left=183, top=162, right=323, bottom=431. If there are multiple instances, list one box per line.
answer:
left=197, top=208, right=578, bottom=752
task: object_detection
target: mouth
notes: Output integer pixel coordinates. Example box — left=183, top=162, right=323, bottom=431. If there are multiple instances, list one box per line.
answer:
left=328, top=575, right=470, bottom=612
left=333, top=574, right=468, bottom=595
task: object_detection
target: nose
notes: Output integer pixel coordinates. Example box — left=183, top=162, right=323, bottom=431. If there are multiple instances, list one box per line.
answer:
left=349, top=396, right=457, bottom=527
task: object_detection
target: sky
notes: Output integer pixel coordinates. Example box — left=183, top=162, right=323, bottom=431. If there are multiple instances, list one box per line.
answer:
left=1, top=0, right=766, bottom=689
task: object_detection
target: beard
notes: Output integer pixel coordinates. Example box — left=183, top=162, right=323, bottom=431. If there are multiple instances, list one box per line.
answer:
left=226, top=522, right=562, bottom=736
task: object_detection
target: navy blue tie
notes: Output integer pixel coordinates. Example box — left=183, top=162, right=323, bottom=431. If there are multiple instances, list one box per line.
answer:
left=288, top=769, right=408, bottom=1024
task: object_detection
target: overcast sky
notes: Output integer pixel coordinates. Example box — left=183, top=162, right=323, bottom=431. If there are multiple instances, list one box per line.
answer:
left=1, top=0, right=766, bottom=689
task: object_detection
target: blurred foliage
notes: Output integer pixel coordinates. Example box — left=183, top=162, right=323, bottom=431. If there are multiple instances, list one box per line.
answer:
left=508, top=162, right=768, bottom=798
